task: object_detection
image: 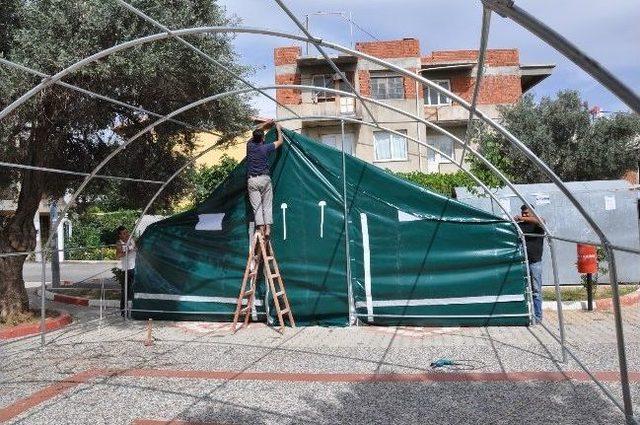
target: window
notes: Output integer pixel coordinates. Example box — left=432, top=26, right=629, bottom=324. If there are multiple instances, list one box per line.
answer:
left=374, top=130, right=407, bottom=161
left=371, top=75, right=404, bottom=100
left=312, top=74, right=335, bottom=102
left=427, top=134, right=454, bottom=163
left=312, top=73, right=354, bottom=112
left=424, top=80, right=451, bottom=106
left=320, top=133, right=354, bottom=155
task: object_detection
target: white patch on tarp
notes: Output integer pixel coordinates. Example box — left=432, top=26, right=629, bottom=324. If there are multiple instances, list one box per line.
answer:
left=397, top=210, right=422, bottom=222
left=605, top=196, right=616, bottom=211
left=195, top=213, right=225, bottom=231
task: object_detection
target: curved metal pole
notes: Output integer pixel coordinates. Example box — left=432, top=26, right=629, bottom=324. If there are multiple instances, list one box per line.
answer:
left=459, top=6, right=492, bottom=167
left=3, top=83, right=565, bottom=264
left=4, top=26, right=632, bottom=408
left=113, top=0, right=302, bottom=120
left=0, top=57, right=221, bottom=137
left=0, top=24, right=614, bottom=249
left=482, top=0, right=640, bottom=113
left=272, top=0, right=379, bottom=127
left=0, top=161, right=164, bottom=185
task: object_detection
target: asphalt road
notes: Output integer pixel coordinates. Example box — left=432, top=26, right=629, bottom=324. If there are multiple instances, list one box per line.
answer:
left=22, top=261, right=119, bottom=286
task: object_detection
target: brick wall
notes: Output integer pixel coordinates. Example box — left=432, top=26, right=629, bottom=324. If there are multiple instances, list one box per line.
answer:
left=275, top=73, right=301, bottom=104
left=358, top=70, right=371, bottom=97
left=355, top=38, right=420, bottom=58
left=274, top=46, right=301, bottom=66
left=403, top=68, right=422, bottom=99
left=422, top=49, right=519, bottom=66
left=450, top=75, right=522, bottom=104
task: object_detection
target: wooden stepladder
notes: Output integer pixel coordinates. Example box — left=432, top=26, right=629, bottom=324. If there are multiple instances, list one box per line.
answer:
left=232, top=232, right=295, bottom=333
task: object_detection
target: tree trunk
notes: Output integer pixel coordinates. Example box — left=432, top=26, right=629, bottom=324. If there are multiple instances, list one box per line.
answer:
left=0, top=111, right=48, bottom=321
left=0, top=173, right=43, bottom=321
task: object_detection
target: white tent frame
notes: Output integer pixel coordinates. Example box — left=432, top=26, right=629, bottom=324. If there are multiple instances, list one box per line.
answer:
left=0, top=0, right=638, bottom=420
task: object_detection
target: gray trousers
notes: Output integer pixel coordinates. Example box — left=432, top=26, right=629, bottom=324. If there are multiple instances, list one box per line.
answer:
left=248, top=175, right=273, bottom=226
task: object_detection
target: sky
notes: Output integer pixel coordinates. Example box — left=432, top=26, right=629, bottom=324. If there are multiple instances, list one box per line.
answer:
left=215, top=0, right=639, bottom=118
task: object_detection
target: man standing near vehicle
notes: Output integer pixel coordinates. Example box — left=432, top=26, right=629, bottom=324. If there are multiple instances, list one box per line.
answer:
left=246, top=120, right=284, bottom=239
left=515, top=204, right=545, bottom=323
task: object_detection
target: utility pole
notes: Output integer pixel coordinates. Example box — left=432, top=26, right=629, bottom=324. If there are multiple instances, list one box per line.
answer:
left=50, top=200, right=60, bottom=288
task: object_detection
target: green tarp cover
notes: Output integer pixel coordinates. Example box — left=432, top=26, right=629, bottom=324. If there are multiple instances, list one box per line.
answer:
left=133, top=129, right=531, bottom=326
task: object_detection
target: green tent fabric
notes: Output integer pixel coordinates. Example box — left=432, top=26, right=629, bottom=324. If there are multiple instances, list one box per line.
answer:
left=132, top=129, right=531, bottom=326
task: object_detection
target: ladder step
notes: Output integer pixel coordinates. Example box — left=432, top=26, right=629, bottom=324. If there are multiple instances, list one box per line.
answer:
left=274, top=291, right=285, bottom=297
left=270, top=273, right=280, bottom=279
left=243, top=289, right=254, bottom=297
left=266, top=256, right=275, bottom=261
left=279, top=308, right=289, bottom=315
left=241, top=306, right=251, bottom=314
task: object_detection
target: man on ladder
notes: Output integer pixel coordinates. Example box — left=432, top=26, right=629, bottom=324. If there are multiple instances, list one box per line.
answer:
left=246, top=119, right=283, bottom=239
left=232, top=120, right=294, bottom=333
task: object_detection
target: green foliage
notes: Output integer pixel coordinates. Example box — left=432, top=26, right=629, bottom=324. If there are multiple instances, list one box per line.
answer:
left=468, top=91, right=640, bottom=183
left=0, top=0, right=254, bottom=211
left=391, top=170, right=484, bottom=198
left=187, top=154, right=239, bottom=205
left=112, top=267, right=125, bottom=287
left=65, top=207, right=138, bottom=260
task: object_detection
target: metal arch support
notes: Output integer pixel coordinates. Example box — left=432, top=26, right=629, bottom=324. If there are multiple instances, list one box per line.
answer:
left=113, top=0, right=302, bottom=120
left=0, top=161, right=164, bottom=185
left=2, top=82, right=546, bottom=260
left=482, top=0, right=640, bottom=113
left=0, top=58, right=221, bottom=137
left=1, top=25, right=633, bottom=415
left=272, top=0, right=380, bottom=127
left=459, top=6, right=492, bottom=167
left=0, top=25, right=627, bottom=256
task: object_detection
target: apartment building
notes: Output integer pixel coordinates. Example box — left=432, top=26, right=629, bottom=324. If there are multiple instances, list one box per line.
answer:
left=274, top=38, right=554, bottom=173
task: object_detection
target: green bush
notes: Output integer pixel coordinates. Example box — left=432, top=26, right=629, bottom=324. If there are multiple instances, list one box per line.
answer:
left=188, top=154, right=239, bottom=205
left=391, top=170, right=487, bottom=197
left=65, top=207, right=139, bottom=260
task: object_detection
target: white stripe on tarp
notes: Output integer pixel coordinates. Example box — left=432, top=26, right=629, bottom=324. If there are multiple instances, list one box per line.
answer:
left=135, top=292, right=263, bottom=306
left=354, top=294, right=525, bottom=309
left=360, top=213, right=373, bottom=322
left=355, top=313, right=529, bottom=319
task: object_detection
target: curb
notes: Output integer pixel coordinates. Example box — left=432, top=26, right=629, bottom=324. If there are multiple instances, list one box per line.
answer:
left=0, top=311, right=72, bottom=340
left=37, top=289, right=120, bottom=308
left=542, top=288, right=640, bottom=311
left=595, top=288, right=640, bottom=310
left=61, top=260, right=119, bottom=265
left=542, top=300, right=587, bottom=311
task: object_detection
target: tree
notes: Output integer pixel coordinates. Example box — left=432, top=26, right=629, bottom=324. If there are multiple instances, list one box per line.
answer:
left=188, top=154, right=239, bottom=205
left=0, top=0, right=254, bottom=321
left=468, top=91, right=640, bottom=184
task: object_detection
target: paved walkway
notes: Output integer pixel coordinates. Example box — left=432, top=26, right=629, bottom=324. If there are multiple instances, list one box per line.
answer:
left=1, top=296, right=638, bottom=424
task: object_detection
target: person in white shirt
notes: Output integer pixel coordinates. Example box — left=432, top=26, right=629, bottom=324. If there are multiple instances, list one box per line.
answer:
left=115, top=226, right=136, bottom=317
